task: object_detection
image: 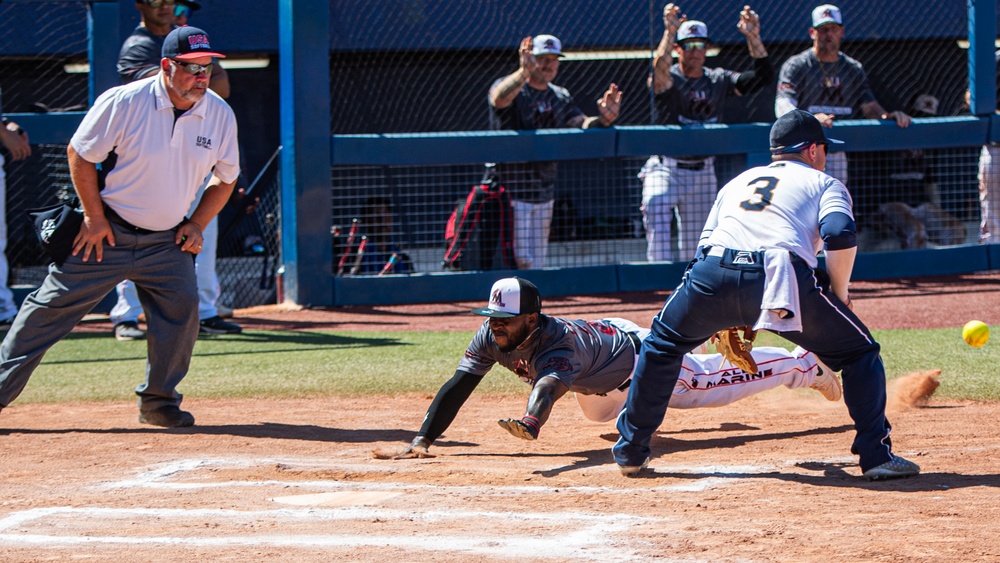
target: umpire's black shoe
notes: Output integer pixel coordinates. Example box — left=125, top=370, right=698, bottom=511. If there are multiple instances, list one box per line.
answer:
left=139, top=405, right=195, bottom=428
left=199, top=316, right=242, bottom=335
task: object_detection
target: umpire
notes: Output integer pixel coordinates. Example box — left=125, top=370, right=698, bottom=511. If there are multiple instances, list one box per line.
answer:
left=0, top=27, right=239, bottom=427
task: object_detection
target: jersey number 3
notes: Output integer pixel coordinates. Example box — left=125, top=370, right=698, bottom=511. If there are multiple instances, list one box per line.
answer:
left=740, top=176, right=779, bottom=212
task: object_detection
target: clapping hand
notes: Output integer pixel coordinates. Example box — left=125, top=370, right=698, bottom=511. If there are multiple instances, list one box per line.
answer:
left=737, top=5, right=761, bottom=38
left=598, top=83, right=623, bottom=126
left=518, top=36, right=536, bottom=77
left=663, top=3, right=684, bottom=34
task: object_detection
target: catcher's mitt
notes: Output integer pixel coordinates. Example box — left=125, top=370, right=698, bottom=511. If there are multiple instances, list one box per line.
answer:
left=712, top=326, right=758, bottom=374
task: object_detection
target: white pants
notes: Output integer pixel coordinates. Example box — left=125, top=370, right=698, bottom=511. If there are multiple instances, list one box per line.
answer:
left=575, top=345, right=823, bottom=423
left=640, top=156, right=717, bottom=262
left=112, top=179, right=221, bottom=324
left=511, top=199, right=553, bottom=270
left=0, top=154, right=19, bottom=319
left=978, top=145, right=1000, bottom=243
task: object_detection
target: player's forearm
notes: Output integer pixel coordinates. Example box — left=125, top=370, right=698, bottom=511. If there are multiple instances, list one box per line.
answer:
left=861, top=101, right=888, bottom=119
left=67, top=145, right=105, bottom=220
left=824, top=247, right=857, bottom=304
left=581, top=115, right=610, bottom=129
left=489, top=69, right=530, bottom=109
left=652, top=32, right=676, bottom=94
left=745, top=35, right=768, bottom=59
left=188, top=177, right=236, bottom=231
left=417, top=369, right=483, bottom=443
left=523, top=376, right=569, bottom=428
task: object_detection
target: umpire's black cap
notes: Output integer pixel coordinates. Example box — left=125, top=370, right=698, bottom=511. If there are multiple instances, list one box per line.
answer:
left=471, top=277, right=542, bottom=318
left=770, top=109, right=843, bottom=154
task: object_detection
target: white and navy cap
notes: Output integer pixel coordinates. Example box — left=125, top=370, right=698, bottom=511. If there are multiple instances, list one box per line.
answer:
left=532, top=35, right=564, bottom=57
left=812, top=4, right=843, bottom=28
left=471, top=277, right=542, bottom=318
left=677, top=20, right=709, bottom=42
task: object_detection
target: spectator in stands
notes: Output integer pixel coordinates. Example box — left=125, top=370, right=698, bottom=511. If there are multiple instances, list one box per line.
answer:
left=0, top=89, right=32, bottom=326
left=976, top=49, right=1000, bottom=243
left=640, top=4, right=773, bottom=262
left=775, top=4, right=910, bottom=185
left=112, top=0, right=240, bottom=340
left=488, top=35, right=622, bottom=270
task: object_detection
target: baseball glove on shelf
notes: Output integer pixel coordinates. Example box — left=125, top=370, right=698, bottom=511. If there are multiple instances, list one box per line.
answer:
left=713, top=326, right=758, bottom=374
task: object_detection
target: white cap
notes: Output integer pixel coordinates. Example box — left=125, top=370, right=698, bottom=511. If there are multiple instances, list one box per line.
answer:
left=532, top=35, right=564, bottom=57
left=677, top=20, right=709, bottom=42
left=471, top=277, right=542, bottom=318
left=913, top=94, right=940, bottom=116
left=812, top=4, right=843, bottom=27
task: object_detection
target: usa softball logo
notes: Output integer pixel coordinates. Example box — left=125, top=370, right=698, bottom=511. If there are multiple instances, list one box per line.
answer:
left=187, top=34, right=211, bottom=50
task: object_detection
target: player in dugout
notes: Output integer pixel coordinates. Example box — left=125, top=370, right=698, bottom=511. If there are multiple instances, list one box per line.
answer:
left=388, top=277, right=842, bottom=459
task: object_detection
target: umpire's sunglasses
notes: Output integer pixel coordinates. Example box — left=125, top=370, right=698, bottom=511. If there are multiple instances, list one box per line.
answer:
left=144, top=0, right=175, bottom=7
left=171, top=59, right=213, bottom=76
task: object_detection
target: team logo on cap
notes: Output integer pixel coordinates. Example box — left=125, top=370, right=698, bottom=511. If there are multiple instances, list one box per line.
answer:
left=187, top=34, right=211, bottom=51
left=542, top=38, right=558, bottom=51
left=490, top=288, right=506, bottom=308
left=820, top=8, right=836, bottom=20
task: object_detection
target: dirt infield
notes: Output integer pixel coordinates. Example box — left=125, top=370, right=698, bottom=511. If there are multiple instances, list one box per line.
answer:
left=2, top=272, right=1000, bottom=561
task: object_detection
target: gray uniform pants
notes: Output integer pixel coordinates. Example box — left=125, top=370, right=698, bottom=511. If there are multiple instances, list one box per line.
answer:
left=0, top=222, right=199, bottom=411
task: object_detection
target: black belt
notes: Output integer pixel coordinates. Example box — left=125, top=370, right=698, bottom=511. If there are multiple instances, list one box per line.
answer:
left=675, top=160, right=705, bottom=171
left=105, top=205, right=182, bottom=235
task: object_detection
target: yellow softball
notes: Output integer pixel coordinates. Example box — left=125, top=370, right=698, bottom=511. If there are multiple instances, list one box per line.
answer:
left=962, top=320, right=990, bottom=348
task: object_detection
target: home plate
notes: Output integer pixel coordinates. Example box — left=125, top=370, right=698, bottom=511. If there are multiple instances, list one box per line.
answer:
left=270, top=491, right=402, bottom=506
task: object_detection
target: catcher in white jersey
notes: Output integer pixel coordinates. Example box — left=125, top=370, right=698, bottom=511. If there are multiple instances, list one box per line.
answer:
left=392, top=277, right=841, bottom=458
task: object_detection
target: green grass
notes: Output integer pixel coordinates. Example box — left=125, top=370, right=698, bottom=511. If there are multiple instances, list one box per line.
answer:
left=10, top=325, right=1000, bottom=405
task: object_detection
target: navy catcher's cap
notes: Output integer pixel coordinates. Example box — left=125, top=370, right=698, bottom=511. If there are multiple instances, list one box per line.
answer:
left=162, top=26, right=226, bottom=61
left=770, top=109, right=843, bottom=154
left=472, top=277, right=542, bottom=318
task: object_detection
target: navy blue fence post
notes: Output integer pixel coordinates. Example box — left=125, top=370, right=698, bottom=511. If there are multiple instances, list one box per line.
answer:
left=87, top=0, right=119, bottom=103
left=278, top=0, right=333, bottom=306
left=968, top=0, right=997, bottom=117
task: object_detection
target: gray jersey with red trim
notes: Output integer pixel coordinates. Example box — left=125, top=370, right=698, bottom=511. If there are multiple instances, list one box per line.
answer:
left=775, top=49, right=875, bottom=118
left=457, top=315, right=634, bottom=395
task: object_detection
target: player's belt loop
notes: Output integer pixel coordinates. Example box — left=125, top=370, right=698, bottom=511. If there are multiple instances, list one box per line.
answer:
left=706, top=246, right=725, bottom=257
left=626, top=331, right=641, bottom=353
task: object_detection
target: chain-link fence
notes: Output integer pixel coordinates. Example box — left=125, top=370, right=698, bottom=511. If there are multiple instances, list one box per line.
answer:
left=327, top=1, right=985, bottom=275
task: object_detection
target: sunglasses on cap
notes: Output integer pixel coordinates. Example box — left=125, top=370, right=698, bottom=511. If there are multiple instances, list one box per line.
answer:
left=680, top=40, right=707, bottom=51
left=171, top=59, right=213, bottom=76
left=144, top=0, right=175, bottom=7
left=174, top=4, right=191, bottom=18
